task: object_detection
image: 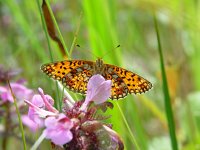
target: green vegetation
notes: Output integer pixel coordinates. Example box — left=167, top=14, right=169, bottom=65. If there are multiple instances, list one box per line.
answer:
left=0, top=0, right=199, bottom=149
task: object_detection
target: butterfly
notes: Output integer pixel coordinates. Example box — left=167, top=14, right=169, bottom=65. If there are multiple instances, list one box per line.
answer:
left=41, top=58, right=152, bottom=100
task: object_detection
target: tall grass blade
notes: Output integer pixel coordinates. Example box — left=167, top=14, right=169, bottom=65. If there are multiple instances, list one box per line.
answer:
left=153, top=14, right=178, bottom=150
left=44, top=0, right=69, bottom=58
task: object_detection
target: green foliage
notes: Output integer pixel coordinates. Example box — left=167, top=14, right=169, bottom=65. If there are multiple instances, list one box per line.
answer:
left=0, top=0, right=199, bottom=149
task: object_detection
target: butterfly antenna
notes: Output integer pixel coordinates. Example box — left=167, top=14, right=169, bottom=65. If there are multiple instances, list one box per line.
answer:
left=76, top=44, right=99, bottom=59
left=68, top=12, right=83, bottom=60
left=102, top=45, right=121, bottom=59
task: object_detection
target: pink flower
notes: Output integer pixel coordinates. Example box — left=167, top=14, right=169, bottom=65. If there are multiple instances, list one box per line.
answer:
left=25, top=88, right=74, bottom=146
left=23, top=75, right=120, bottom=149
left=24, top=88, right=59, bottom=131
left=28, top=95, right=46, bottom=123
left=80, top=74, right=112, bottom=111
left=0, top=82, right=33, bottom=103
left=22, top=115, right=43, bottom=132
left=25, top=88, right=59, bottom=119
left=43, top=113, right=73, bottom=146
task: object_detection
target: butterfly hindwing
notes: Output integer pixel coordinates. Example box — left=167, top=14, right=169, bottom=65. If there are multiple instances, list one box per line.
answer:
left=62, top=64, right=94, bottom=94
left=103, top=68, right=129, bottom=100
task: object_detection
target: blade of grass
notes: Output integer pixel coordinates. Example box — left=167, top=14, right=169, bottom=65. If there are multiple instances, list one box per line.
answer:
left=42, top=0, right=66, bottom=59
left=36, top=0, right=62, bottom=111
left=7, top=80, right=27, bottom=150
left=37, top=0, right=53, bottom=61
left=153, top=14, right=178, bottom=150
left=44, top=0, right=69, bottom=58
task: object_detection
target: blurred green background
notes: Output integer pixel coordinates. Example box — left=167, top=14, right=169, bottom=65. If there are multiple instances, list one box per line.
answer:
left=0, top=0, right=200, bottom=149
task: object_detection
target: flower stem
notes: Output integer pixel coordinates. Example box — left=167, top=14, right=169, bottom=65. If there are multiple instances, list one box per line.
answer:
left=7, top=80, right=27, bottom=150
left=30, top=132, right=46, bottom=150
left=2, top=102, right=10, bottom=150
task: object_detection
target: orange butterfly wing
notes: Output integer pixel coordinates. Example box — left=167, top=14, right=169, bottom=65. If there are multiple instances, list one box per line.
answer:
left=103, top=64, right=152, bottom=99
left=41, top=60, right=94, bottom=94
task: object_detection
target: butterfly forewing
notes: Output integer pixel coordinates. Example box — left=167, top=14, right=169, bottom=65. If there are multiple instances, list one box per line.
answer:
left=106, top=64, right=152, bottom=95
left=41, top=60, right=94, bottom=94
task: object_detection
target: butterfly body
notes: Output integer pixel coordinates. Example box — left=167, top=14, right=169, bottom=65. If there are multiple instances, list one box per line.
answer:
left=41, top=58, right=152, bottom=99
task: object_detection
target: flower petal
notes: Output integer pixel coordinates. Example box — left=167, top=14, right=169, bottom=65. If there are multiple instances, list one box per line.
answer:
left=25, top=100, right=57, bottom=118
left=81, top=75, right=111, bottom=111
left=22, top=115, right=43, bottom=132
left=38, top=88, right=58, bottom=113
left=0, top=82, right=33, bottom=103
left=10, top=83, right=33, bottom=101
left=31, top=95, right=45, bottom=108
left=51, top=131, right=73, bottom=146
left=0, top=86, right=12, bottom=102
left=87, top=74, right=105, bottom=91
left=92, top=80, right=112, bottom=104
left=43, top=114, right=73, bottom=146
